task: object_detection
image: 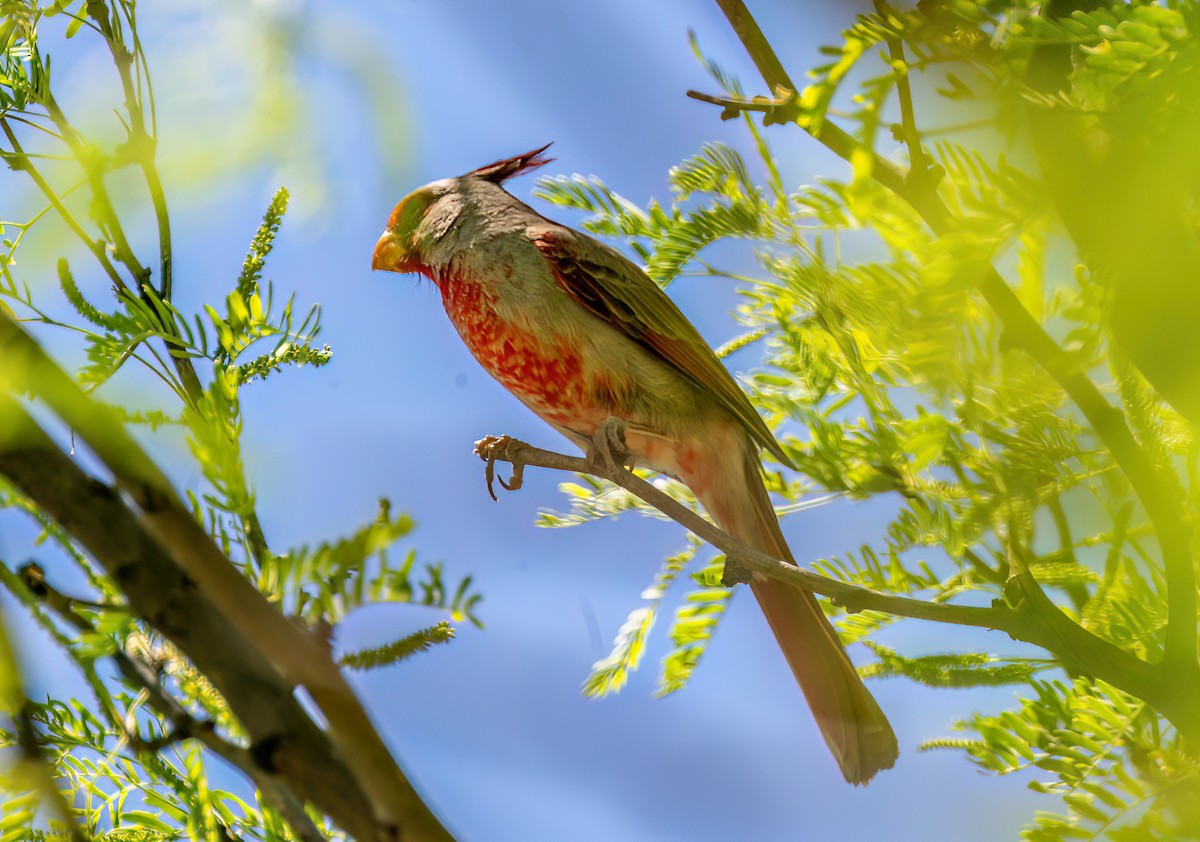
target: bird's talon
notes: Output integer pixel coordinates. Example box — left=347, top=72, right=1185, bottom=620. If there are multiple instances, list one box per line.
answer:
left=473, top=434, right=524, bottom=499
left=484, top=451, right=499, bottom=501
left=589, top=416, right=631, bottom=474
left=498, top=461, right=524, bottom=492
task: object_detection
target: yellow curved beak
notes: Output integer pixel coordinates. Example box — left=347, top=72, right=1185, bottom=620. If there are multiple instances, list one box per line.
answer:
left=371, top=230, right=409, bottom=273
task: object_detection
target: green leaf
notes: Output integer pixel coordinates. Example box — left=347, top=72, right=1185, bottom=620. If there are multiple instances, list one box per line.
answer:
left=339, top=621, right=455, bottom=670
left=121, top=811, right=176, bottom=833
left=64, top=3, right=86, bottom=39
left=584, top=540, right=698, bottom=697
left=657, top=556, right=735, bottom=697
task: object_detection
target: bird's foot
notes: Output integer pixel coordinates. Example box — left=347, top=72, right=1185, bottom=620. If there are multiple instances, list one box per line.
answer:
left=588, top=417, right=633, bottom=475
left=473, top=434, right=525, bottom=501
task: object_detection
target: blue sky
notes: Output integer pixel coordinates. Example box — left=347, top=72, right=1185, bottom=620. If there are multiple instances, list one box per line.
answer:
left=3, top=1, right=1048, bottom=839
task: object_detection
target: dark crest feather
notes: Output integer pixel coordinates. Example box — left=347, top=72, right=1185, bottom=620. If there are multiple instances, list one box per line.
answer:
left=465, top=143, right=554, bottom=184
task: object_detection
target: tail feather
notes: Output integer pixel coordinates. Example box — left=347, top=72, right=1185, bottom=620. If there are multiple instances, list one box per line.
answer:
left=750, top=579, right=898, bottom=784
left=695, top=440, right=898, bottom=784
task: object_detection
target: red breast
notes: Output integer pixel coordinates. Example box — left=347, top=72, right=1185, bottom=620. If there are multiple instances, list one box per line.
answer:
left=438, top=276, right=595, bottom=429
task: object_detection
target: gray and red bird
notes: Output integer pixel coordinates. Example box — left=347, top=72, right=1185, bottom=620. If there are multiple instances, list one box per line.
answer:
left=372, top=145, right=898, bottom=784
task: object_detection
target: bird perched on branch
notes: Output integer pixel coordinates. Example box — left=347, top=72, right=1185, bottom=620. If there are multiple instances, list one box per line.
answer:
left=371, top=145, right=898, bottom=783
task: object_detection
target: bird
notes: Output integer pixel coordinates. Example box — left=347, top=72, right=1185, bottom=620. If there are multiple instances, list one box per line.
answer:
left=371, top=144, right=898, bottom=784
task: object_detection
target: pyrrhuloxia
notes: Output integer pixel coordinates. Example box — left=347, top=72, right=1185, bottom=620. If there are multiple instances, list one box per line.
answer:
left=372, top=146, right=898, bottom=783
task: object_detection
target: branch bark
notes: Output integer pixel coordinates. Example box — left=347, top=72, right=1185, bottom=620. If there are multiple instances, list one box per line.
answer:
left=15, top=563, right=328, bottom=842
left=0, top=315, right=452, bottom=841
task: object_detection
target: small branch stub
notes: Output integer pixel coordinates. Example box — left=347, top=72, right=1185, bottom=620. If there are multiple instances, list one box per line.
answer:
left=720, top=555, right=752, bottom=587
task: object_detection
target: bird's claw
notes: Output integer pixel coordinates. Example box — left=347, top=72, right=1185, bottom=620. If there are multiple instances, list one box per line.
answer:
left=498, top=469, right=523, bottom=492
left=589, top=417, right=633, bottom=474
left=473, top=434, right=525, bottom=501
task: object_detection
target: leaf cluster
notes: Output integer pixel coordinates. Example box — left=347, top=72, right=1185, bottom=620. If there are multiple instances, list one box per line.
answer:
left=927, top=679, right=1200, bottom=841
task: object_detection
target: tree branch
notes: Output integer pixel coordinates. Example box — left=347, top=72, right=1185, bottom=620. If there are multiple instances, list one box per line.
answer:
left=475, top=433, right=1200, bottom=741
left=0, top=401, right=380, bottom=838
left=17, top=564, right=327, bottom=842
left=713, top=0, right=796, bottom=94
left=876, top=4, right=929, bottom=176
left=699, top=0, right=1196, bottom=670
left=0, top=316, right=453, bottom=840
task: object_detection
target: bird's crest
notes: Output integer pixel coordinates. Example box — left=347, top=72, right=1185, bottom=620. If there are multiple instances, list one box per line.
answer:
left=465, top=143, right=554, bottom=184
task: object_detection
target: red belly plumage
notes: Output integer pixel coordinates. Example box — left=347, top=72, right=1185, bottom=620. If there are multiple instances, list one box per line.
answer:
left=436, top=275, right=692, bottom=477
left=439, top=276, right=594, bottom=428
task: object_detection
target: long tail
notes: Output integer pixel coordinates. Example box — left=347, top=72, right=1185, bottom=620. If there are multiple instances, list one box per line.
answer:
left=694, top=441, right=898, bottom=785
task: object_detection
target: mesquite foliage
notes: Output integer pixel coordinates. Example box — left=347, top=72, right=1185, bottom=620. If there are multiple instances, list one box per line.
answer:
left=0, top=3, right=471, bottom=839
left=538, top=2, right=1200, bottom=838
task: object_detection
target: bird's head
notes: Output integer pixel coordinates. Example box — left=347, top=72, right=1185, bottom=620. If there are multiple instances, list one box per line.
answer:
left=372, top=143, right=554, bottom=276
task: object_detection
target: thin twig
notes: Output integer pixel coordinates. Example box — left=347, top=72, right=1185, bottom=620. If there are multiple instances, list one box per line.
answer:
left=714, top=0, right=796, bottom=96
left=37, top=88, right=202, bottom=400
left=478, top=436, right=1006, bottom=629
left=85, top=0, right=172, bottom=300
left=0, top=117, right=130, bottom=296
left=41, top=93, right=147, bottom=283
left=877, top=5, right=928, bottom=175
left=477, top=432, right=1199, bottom=739
left=2, top=112, right=66, bottom=140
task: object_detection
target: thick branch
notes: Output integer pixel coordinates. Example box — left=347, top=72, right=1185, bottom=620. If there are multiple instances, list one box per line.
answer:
left=17, top=565, right=325, bottom=842
left=0, top=402, right=381, bottom=838
left=701, top=0, right=1196, bottom=670
left=0, top=317, right=452, bottom=841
